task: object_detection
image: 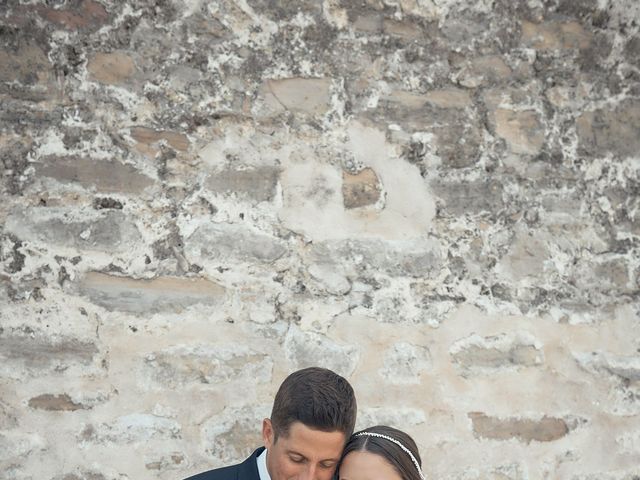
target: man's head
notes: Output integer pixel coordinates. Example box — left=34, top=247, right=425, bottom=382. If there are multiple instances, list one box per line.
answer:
left=262, top=367, right=357, bottom=480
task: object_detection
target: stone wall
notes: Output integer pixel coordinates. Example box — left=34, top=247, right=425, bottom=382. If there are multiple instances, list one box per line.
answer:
left=1, top=0, right=639, bottom=479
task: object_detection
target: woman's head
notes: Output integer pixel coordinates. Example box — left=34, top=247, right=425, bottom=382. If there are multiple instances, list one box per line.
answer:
left=338, top=425, right=424, bottom=480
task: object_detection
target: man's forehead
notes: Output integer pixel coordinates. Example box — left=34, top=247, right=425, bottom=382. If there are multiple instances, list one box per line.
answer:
left=279, top=422, right=346, bottom=452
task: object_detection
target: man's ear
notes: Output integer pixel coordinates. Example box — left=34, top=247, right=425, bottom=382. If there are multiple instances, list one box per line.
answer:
left=262, top=418, right=274, bottom=449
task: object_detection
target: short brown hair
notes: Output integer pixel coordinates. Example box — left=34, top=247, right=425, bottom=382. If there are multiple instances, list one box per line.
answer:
left=339, top=425, right=423, bottom=480
left=270, top=367, right=357, bottom=441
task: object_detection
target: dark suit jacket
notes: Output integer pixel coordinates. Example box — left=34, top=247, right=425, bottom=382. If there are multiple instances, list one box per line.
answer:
left=185, top=447, right=264, bottom=480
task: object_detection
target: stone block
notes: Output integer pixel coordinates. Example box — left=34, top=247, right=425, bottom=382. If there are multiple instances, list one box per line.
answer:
left=432, top=122, right=482, bottom=168
left=81, top=413, right=181, bottom=444
left=430, top=179, right=504, bottom=216
left=28, top=394, right=86, bottom=411
left=184, top=223, right=287, bottom=265
left=450, top=333, right=544, bottom=376
left=382, top=18, right=423, bottom=40
left=38, top=0, right=109, bottom=31
left=385, top=88, right=473, bottom=110
left=0, top=137, right=33, bottom=195
left=594, top=258, right=631, bottom=292
left=493, top=109, right=545, bottom=155
left=576, top=101, right=640, bottom=158
left=521, top=20, right=592, bottom=50
left=143, top=345, right=272, bottom=388
left=424, top=88, right=473, bottom=109
left=202, top=406, right=269, bottom=465
left=205, top=166, right=281, bottom=202
left=36, top=156, right=154, bottom=194
left=496, top=229, right=551, bottom=282
left=76, top=272, right=226, bottom=314
left=5, top=209, right=142, bottom=253
left=456, top=55, right=512, bottom=88
left=130, top=127, right=190, bottom=152
left=307, top=263, right=351, bottom=295
left=573, top=351, right=640, bottom=416
left=88, top=52, right=136, bottom=85
left=624, top=36, right=640, bottom=64
left=342, top=167, right=382, bottom=209
left=468, top=413, right=570, bottom=443
left=353, top=14, right=383, bottom=34
left=311, top=238, right=443, bottom=278
left=0, top=333, right=98, bottom=371
left=261, top=77, right=332, bottom=115
left=379, top=342, right=432, bottom=384
left=284, top=325, right=359, bottom=377
left=0, top=42, right=51, bottom=84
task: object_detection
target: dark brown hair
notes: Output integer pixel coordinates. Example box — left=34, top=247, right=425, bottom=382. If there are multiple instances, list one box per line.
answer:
left=339, top=425, right=423, bottom=480
left=270, top=367, right=357, bottom=441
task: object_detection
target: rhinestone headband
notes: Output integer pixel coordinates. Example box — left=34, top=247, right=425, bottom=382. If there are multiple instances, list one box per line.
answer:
left=355, top=432, right=426, bottom=480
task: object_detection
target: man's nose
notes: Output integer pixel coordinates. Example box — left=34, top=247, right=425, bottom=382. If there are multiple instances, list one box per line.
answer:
left=298, top=463, right=318, bottom=480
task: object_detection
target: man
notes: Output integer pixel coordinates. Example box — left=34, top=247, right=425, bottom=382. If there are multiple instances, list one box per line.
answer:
left=185, top=367, right=357, bottom=480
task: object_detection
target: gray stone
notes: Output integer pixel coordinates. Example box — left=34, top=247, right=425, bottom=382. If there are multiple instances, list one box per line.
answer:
left=144, top=345, right=272, bottom=388
left=81, top=413, right=181, bottom=444
left=284, top=325, right=359, bottom=377
left=577, top=101, right=640, bottom=157
left=575, top=352, right=640, bottom=383
left=130, top=127, right=190, bottom=152
left=594, top=258, right=631, bottom=292
left=261, top=77, right=332, bottom=115
left=468, top=413, right=570, bottom=443
left=307, top=263, right=351, bottom=295
left=0, top=333, right=98, bottom=371
left=382, top=18, right=424, bottom=40
left=0, top=42, right=51, bottom=84
left=76, top=272, right=226, bottom=315
left=87, top=51, right=136, bottom=85
left=36, top=0, right=109, bottom=31
left=185, top=223, right=288, bottom=265
left=493, top=109, right=545, bottom=155
left=497, top=229, right=551, bottom=282
left=36, top=156, right=154, bottom=194
left=456, top=55, right=512, bottom=88
left=430, top=180, right=504, bottom=216
left=450, top=333, right=543, bottom=375
left=4, top=209, right=142, bottom=253
left=311, top=238, right=442, bottom=278
left=206, top=166, right=280, bottom=202
left=521, top=20, right=592, bottom=50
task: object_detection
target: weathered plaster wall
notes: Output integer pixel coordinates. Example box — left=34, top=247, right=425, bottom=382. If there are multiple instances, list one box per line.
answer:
left=1, top=0, right=640, bottom=479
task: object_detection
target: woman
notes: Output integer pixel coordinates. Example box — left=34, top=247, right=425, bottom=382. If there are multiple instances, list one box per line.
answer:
left=337, top=425, right=425, bottom=480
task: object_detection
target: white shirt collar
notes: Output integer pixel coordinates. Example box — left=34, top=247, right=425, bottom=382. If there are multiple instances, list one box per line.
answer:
left=257, top=448, right=271, bottom=480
